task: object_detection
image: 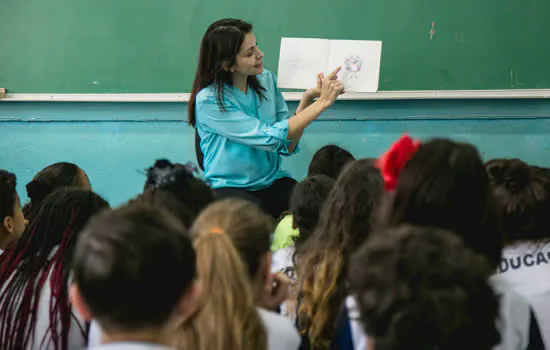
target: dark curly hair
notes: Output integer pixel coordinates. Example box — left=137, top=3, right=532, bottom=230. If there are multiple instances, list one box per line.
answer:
left=486, top=158, right=550, bottom=245
left=297, top=159, right=383, bottom=349
left=349, top=225, right=500, bottom=350
left=307, top=145, right=355, bottom=180
left=142, top=159, right=215, bottom=228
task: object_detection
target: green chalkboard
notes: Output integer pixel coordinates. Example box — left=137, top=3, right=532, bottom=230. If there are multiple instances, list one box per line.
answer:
left=1, top=0, right=550, bottom=93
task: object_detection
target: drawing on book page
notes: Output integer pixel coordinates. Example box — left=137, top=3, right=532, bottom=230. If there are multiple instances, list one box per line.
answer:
left=328, top=40, right=382, bottom=93
left=342, top=55, right=363, bottom=81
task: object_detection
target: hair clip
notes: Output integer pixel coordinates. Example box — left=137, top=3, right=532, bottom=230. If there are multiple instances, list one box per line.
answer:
left=376, top=134, right=420, bottom=191
left=209, top=227, right=224, bottom=234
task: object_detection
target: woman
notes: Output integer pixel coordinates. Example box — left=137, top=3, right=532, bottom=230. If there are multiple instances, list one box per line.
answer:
left=189, top=18, right=344, bottom=218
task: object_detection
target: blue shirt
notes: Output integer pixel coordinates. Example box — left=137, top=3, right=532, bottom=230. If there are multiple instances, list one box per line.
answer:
left=195, top=70, right=296, bottom=190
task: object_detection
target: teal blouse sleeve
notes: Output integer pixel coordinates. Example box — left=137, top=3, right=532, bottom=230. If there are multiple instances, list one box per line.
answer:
left=197, top=95, right=293, bottom=155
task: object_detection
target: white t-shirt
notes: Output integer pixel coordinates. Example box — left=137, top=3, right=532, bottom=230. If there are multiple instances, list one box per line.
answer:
left=88, top=342, right=174, bottom=350
left=271, top=245, right=296, bottom=278
left=346, top=297, right=367, bottom=350
left=258, top=307, right=301, bottom=350
left=0, top=255, right=87, bottom=349
left=492, top=242, right=550, bottom=348
left=90, top=308, right=301, bottom=350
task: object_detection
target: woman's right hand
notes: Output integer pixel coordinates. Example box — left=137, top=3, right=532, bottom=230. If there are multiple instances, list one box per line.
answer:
left=318, top=77, right=345, bottom=107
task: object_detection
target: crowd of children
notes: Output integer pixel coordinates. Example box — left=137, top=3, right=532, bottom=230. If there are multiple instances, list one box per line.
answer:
left=0, top=135, right=549, bottom=350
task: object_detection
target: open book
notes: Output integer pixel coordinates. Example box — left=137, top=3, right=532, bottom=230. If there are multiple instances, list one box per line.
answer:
left=277, top=38, right=382, bottom=93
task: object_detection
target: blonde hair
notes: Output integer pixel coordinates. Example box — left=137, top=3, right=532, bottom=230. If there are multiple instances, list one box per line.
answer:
left=171, top=199, right=272, bottom=350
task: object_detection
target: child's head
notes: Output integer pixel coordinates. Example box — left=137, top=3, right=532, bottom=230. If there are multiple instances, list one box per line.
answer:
left=70, top=204, right=197, bottom=334
left=144, top=159, right=214, bottom=227
left=486, top=158, right=550, bottom=245
left=192, top=198, right=274, bottom=283
left=0, top=170, right=25, bottom=248
left=132, top=189, right=194, bottom=228
left=297, top=159, right=384, bottom=349
left=349, top=225, right=500, bottom=350
left=0, top=188, right=108, bottom=349
left=24, top=162, right=90, bottom=219
left=173, top=198, right=269, bottom=350
left=290, top=175, right=335, bottom=248
left=383, top=138, right=499, bottom=266
left=307, top=144, right=355, bottom=179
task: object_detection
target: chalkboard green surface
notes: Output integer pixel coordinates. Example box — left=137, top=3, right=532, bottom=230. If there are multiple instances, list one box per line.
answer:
left=1, top=0, right=549, bottom=93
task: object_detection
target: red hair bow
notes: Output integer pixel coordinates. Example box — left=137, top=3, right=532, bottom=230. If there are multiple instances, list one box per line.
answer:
left=376, top=134, right=420, bottom=191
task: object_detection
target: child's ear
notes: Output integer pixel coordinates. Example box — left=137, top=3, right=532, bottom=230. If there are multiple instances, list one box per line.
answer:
left=177, top=281, right=200, bottom=318
left=3, top=216, right=13, bottom=234
left=69, top=284, right=94, bottom=321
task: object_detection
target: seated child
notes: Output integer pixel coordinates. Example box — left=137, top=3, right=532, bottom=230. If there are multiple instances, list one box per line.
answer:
left=70, top=204, right=198, bottom=349
left=349, top=225, right=500, bottom=350
left=271, top=145, right=353, bottom=251
left=271, top=175, right=335, bottom=278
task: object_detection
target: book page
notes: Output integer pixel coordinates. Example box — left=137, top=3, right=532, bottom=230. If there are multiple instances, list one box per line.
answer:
left=328, top=40, right=382, bottom=92
left=277, top=38, right=329, bottom=89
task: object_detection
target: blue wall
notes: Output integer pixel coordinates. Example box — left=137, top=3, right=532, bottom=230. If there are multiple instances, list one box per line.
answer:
left=2, top=99, right=550, bottom=206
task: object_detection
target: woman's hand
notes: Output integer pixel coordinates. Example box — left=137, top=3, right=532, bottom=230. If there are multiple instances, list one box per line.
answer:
left=318, top=77, right=345, bottom=107
left=305, top=66, right=342, bottom=100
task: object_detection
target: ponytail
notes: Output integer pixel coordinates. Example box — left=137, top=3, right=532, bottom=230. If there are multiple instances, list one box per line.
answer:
left=171, top=230, right=267, bottom=350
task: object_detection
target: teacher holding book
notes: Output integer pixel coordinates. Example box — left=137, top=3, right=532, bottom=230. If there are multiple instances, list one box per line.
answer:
left=189, top=18, right=344, bottom=218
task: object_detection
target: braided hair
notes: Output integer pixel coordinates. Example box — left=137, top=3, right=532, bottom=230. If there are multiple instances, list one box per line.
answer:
left=0, top=188, right=109, bottom=350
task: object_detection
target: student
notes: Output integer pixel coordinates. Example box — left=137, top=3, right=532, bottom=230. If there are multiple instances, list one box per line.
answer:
left=172, top=198, right=301, bottom=350
left=0, top=170, right=26, bottom=253
left=296, top=159, right=383, bottom=349
left=142, top=159, right=215, bottom=228
left=348, top=225, right=501, bottom=350
left=378, top=136, right=542, bottom=350
left=271, top=175, right=335, bottom=321
left=271, top=175, right=335, bottom=279
left=23, top=162, right=91, bottom=221
left=189, top=18, right=344, bottom=218
left=271, top=145, right=354, bottom=251
left=0, top=188, right=109, bottom=350
left=70, top=204, right=198, bottom=350
left=487, top=158, right=550, bottom=348
left=307, top=145, right=355, bottom=180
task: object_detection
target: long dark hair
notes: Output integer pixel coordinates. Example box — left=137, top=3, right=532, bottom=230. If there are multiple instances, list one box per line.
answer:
left=24, top=162, right=85, bottom=220
left=188, top=18, right=265, bottom=127
left=297, top=159, right=384, bottom=349
left=382, top=138, right=500, bottom=267
left=0, top=188, right=109, bottom=350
